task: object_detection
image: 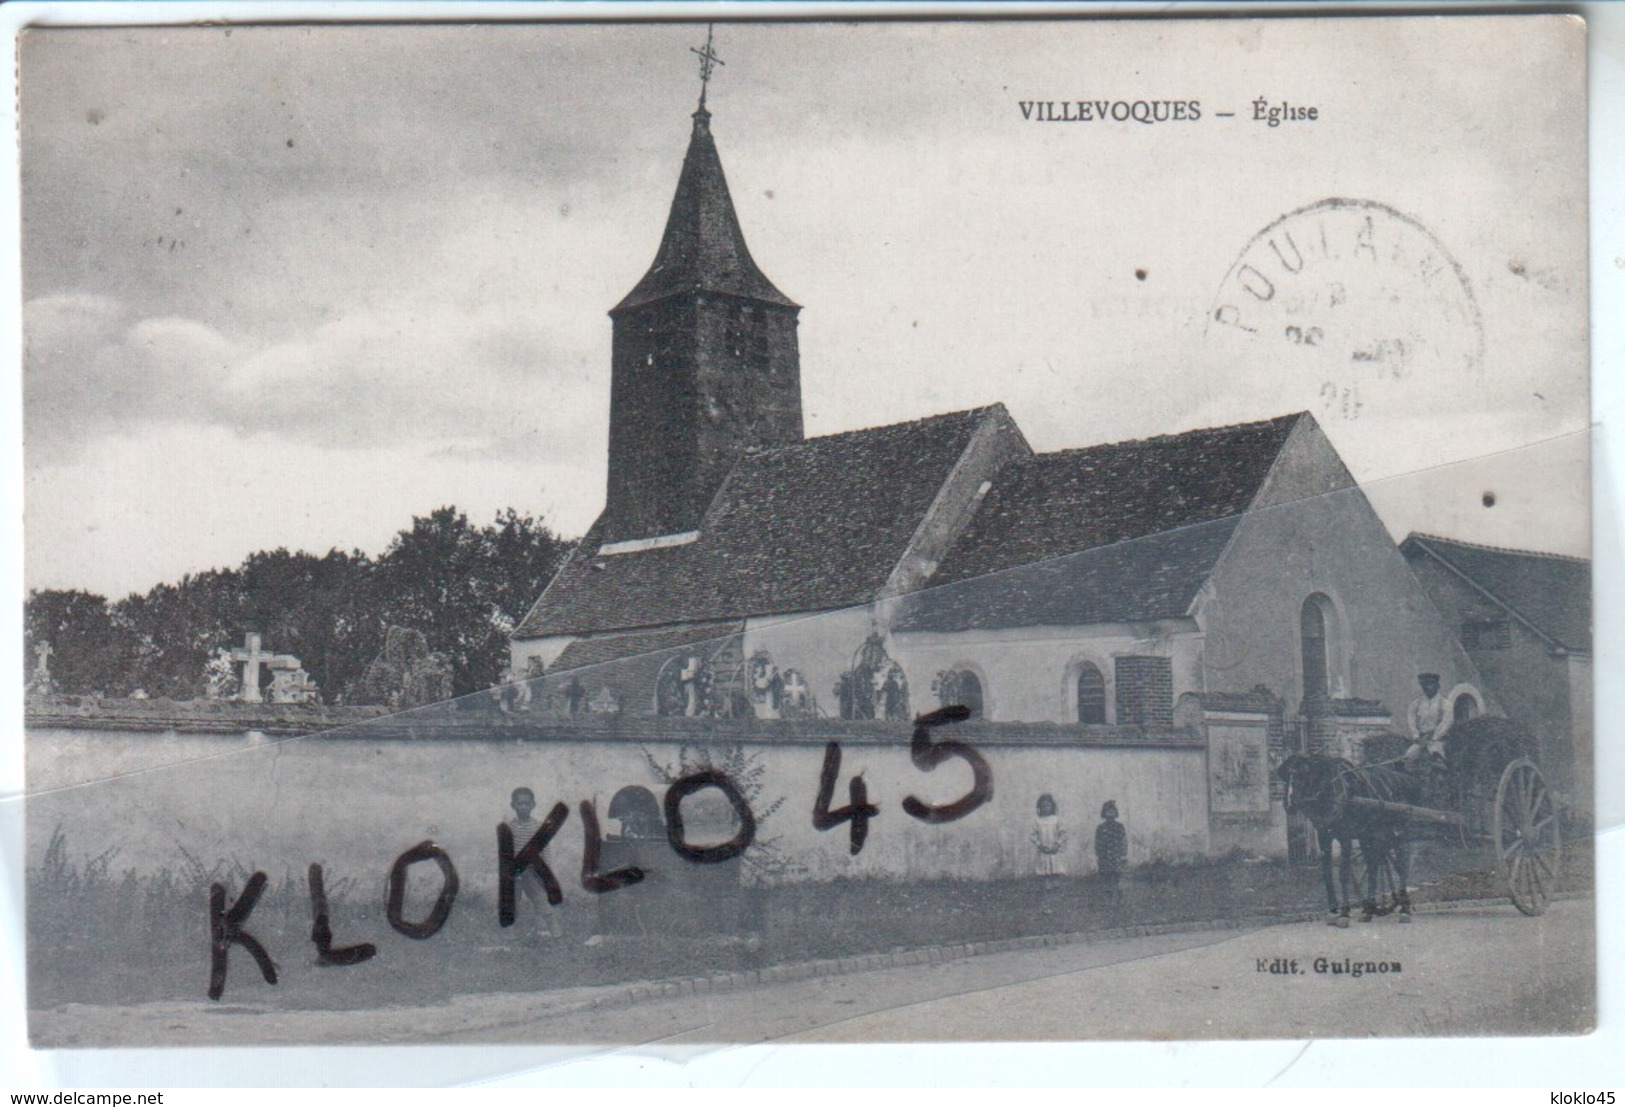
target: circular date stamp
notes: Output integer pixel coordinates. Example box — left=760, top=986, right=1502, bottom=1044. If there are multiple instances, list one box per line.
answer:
left=1207, top=198, right=1485, bottom=419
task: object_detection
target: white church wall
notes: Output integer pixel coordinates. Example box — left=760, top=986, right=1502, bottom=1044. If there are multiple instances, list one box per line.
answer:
left=510, top=634, right=574, bottom=678
left=1201, top=417, right=1485, bottom=727
left=892, top=621, right=1205, bottom=724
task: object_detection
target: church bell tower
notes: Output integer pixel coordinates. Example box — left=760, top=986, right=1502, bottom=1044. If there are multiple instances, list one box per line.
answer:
left=604, top=43, right=803, bottom=545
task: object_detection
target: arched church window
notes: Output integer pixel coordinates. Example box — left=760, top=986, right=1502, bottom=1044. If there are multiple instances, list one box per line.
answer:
left=1076, top=663, right=1106, bottom=724
left=725, top=301, right=746, bottom=358
left=935, top=668, right=984, bottom=719
left=1300, top=595, right=1331, bottom=705
left=1453, top=692, right=1480, bottom=724
left=607, top=785, right=664, bottom=841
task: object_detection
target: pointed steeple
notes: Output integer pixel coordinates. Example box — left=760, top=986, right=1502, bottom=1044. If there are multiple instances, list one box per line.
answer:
left=612, top=107, right=797, bottom=315
left=602, top=95, right=805, bottom=545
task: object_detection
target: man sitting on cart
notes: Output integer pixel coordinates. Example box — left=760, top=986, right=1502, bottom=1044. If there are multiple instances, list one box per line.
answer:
left=1404, top=671, right=1453, bottom=765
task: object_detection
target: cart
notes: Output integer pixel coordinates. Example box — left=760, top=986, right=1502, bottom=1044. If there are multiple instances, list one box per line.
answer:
left=1345, top=717, right=1561, bottom=916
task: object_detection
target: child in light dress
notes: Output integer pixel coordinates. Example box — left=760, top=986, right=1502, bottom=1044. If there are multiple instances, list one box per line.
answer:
left=1031, top=793, right=1068, bottom=877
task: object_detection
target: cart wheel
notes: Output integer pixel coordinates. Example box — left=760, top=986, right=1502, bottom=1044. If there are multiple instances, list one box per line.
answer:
left=1493, top=758, right=1560, bottom=916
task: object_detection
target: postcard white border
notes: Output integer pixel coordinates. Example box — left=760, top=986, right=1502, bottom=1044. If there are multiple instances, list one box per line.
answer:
left=1, top=0, right=1618, bottom=1088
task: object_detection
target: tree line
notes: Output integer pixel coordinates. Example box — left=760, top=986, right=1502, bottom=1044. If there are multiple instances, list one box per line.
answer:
left=23, top=507, right=571, bottom=704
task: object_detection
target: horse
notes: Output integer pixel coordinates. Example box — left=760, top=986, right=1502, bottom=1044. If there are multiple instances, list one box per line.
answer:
left=1276, top=753, right=1421, bottom=927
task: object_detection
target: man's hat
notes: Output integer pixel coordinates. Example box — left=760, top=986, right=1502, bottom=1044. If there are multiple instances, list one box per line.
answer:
left=1419, top=672, right=1440, bottom=682
left=1101, top=800, right=1119, bottom=819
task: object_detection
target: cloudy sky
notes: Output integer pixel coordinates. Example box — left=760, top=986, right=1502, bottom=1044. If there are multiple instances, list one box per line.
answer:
left=20, top=16, right=1590, bottom=597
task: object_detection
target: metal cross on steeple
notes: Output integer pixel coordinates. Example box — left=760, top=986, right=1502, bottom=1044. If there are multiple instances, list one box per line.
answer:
left=690, top=23, right=724, bottom=110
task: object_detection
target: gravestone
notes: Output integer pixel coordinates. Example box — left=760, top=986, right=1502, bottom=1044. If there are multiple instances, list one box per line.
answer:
left=25, top=641, right=54, bottom=696
left=780, top=668, right=812, bottom=718
left=748, top=652, right=782, bottom=719
left=229, top=633, right=275, bottom=703
left=268, top=657, right=319, bottom=704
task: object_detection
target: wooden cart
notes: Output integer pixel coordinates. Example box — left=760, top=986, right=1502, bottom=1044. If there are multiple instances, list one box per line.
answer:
left=1346, top=722, right=1562, bottom=917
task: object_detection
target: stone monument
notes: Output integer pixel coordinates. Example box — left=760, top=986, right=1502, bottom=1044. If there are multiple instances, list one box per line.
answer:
left=353, top=626, right=453, bottom=708
left=230, top=632, right=275, bottom=703
left=268, top=657, right=320, bottom=704
left=25, top=641, right=54, bottom=696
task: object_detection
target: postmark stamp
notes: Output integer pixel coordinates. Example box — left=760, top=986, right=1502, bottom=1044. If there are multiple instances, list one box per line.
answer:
left=1208, top=198, right=1486, bottom=421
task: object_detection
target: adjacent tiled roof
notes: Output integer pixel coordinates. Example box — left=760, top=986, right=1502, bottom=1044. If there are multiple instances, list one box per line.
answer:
left=895, top=414, right=1303, bottom=632
left=515, top=407, right=1003, bottom=637
left=613, top=109, right=797, bottom=314
left=551, top=621, right=742, bottom=672
left=1401, top=534, right=1592, bottom=651
left=893, top=516, right=1241, bottom=632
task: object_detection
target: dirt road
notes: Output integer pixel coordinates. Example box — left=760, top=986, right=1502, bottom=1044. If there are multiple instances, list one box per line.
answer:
left=30, top=899, right=1592, bottom=1048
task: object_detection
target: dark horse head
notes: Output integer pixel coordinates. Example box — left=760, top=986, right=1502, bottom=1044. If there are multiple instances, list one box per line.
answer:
left=1275, top=753, right=1353, bottom=822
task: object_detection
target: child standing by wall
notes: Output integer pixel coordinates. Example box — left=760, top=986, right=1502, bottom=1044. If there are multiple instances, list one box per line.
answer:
left=507, top=786, right=565, bottom=941
left=1031, top=793, right=1068, bottom=877
left=1094, top=799, right=1128, bottom=902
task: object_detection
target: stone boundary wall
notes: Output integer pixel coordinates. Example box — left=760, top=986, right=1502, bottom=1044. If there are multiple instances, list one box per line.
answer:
left=25, top=695, right=389, bottom=735
left=26, top=696, right=1204, bottom=749
left=27, top=720, right=1213, bottom=889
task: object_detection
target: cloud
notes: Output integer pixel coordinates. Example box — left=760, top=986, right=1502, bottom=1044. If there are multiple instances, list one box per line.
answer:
left=24, top=291, right=608, bottom=467
left=18, top=21, right=1592, bottom=598
left=24, top=294, right=227, bottom=460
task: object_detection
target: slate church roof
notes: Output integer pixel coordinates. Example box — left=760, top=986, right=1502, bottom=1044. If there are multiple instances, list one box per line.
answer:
left=613, top=108, right=797, bottom=314
left=515, top=407, right=1005, bottom=637
left=518, top=409, right=1312, bottom=641
left=893, top=413, right=1304, bottom=633
left=1400, top=534, right=1592, bottom=652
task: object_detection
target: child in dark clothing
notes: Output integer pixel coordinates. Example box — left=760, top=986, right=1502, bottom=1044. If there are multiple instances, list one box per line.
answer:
left=1094, top=799, right=1128, bottom=901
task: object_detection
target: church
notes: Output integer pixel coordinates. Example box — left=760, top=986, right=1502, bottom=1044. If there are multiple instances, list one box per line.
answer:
left=506, top=91, right=1508, bottom=864
left=510, top=92, right=1487, bottom=730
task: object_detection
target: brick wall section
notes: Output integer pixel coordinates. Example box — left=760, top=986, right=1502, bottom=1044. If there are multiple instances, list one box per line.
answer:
left=1114, top=656, right=1173, bottom=726
left=1304, top=698, right=1393, bottom=763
